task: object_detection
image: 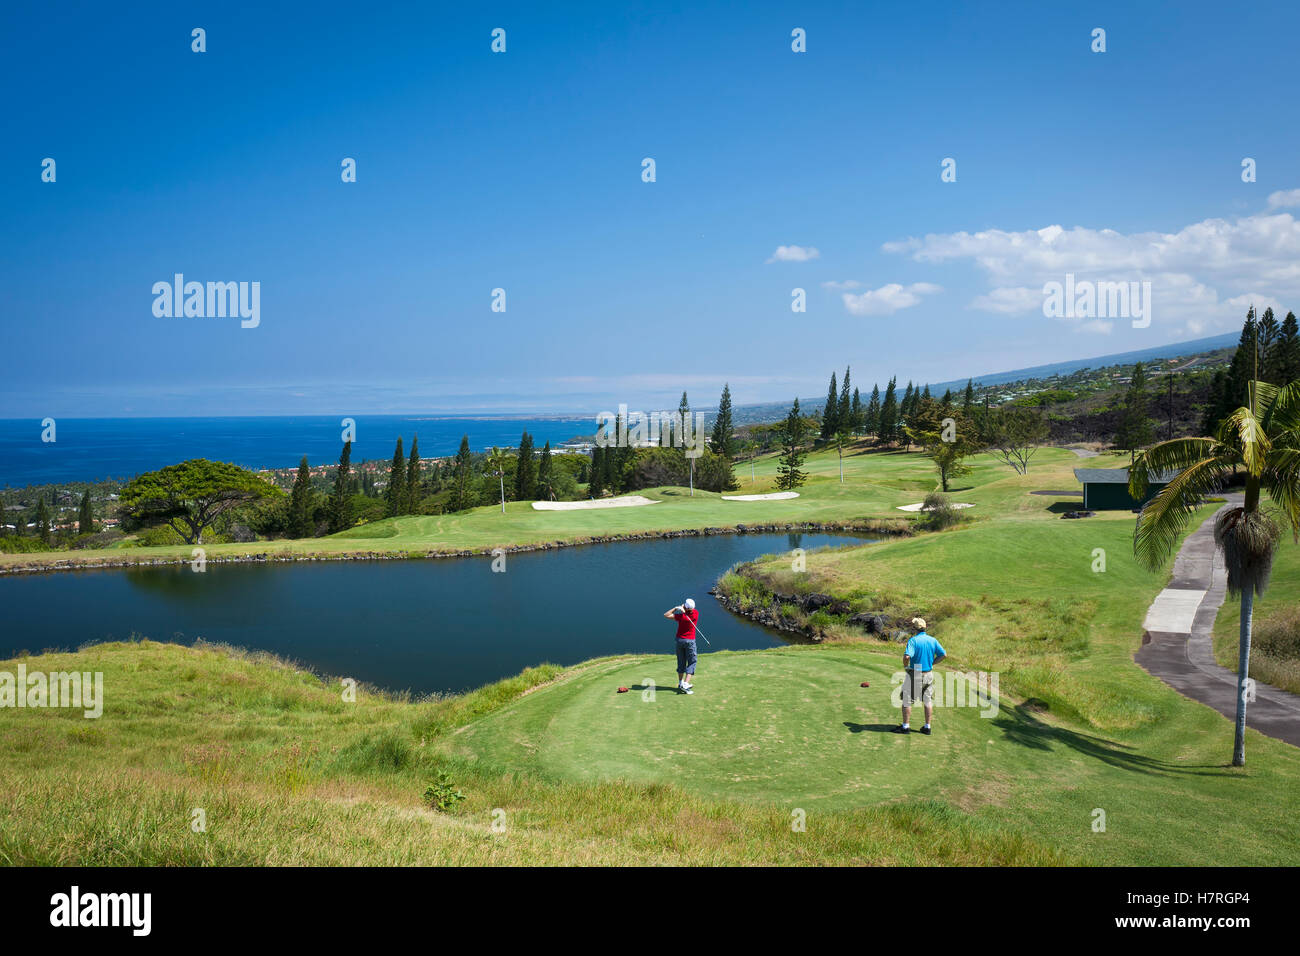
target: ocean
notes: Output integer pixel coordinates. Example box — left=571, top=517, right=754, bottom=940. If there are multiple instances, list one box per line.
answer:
left=0, top=415, right=595, bottom=488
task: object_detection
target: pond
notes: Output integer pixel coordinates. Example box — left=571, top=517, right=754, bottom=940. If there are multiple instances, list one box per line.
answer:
left=3, top=532, right=872, bottom=695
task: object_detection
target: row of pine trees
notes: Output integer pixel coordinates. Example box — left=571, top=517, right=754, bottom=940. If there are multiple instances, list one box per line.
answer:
left=818, top=365, right=981, bottom=445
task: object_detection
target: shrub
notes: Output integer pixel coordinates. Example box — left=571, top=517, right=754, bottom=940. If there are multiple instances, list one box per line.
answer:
left=424, top=772, right=466, bottom=812
left=919, top=492, right=962, bottom=531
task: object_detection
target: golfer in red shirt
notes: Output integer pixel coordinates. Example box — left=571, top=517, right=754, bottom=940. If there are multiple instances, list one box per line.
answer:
left=664, top=598, right=698, bottom=695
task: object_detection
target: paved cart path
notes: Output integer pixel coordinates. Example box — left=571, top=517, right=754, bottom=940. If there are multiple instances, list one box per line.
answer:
left=1136, top=495, right=1300, bottom=747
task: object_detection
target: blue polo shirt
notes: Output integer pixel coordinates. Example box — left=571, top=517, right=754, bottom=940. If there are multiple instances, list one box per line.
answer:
left=905, top=632, right=945, bottom=671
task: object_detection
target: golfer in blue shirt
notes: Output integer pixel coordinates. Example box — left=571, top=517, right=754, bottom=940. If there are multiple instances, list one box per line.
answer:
left=896, top=617, right=946, bottom=735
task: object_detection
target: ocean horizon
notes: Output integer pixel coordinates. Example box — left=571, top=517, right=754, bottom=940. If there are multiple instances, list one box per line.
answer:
left=0, top=415, right=595, bottom=488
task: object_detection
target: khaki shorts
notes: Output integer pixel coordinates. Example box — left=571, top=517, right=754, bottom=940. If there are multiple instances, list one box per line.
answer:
left=901, top=669, right=934, bottom=707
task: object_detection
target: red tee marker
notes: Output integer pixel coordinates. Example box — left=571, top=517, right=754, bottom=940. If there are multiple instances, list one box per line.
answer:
left=860, top=681, right=870, bottom=688
left=617, top=686, right=629, bottom=693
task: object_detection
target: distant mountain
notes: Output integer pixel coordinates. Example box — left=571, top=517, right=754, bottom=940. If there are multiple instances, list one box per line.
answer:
left=927, top=331, right=1240, bottom=392
left=729, top=331, right=1240, bottom=425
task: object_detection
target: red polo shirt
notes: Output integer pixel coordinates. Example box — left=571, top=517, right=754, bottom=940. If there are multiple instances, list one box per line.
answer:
left=674, top=608, right=698, bottom=640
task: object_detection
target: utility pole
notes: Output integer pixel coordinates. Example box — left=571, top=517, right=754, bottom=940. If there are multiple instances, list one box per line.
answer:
left=1167, top=376, right=1174, bottom=441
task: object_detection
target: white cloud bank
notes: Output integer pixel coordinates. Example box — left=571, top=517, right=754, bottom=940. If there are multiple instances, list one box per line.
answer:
left=882, top=200, right=1300, bottom=335
left=838, top=281, right=942, bottom=316
left=767, top=244, right=820, bottom=263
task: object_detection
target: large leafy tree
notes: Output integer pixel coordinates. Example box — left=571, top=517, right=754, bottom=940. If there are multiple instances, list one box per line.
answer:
left=120, top=458, right=283, bottom=545
left=907, top=397, right=978, bottom=491
left=1130, top=379, right=1300, bottom=766
left=980, top=406, right=1048, bottom=474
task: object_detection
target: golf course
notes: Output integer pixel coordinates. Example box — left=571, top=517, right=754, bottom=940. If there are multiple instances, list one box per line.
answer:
left=3, top=442, right=1299, bottom=866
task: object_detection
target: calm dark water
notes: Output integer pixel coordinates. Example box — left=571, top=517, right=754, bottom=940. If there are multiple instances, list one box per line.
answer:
left=0, top=415, right=593, bottom=487
left=3, top=533, right=869, bottom=695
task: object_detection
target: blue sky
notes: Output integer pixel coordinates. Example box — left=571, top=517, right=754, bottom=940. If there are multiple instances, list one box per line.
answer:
left=3, top=0, right=1299, bottom=417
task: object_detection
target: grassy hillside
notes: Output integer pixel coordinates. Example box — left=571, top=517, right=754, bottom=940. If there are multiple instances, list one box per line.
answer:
left=0, top=640, right=1062, bottom=865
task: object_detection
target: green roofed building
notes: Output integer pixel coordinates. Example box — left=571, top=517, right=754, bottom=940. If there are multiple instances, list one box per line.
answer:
left=1073, top=467, right=1176, bottom=511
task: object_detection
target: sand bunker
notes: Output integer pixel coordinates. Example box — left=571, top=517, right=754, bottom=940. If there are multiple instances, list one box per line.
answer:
left=721, top=492, right=801, bottom=501
left=532, top=495, right=661, bottom=511
left=896, top=501, right=975, bottom=512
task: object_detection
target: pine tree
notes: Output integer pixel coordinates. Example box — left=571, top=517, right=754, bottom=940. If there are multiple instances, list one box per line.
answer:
left=850, top=387, right=863, bottom=434
left=289, top=456, right=314, bottom=537
left=1201, top=370, right=1228, bottom=435
left=1115, top=362, right=1156, bottom=461
left=879, top=378, right=899, bottom=442
left=820, top=372, right=839, bottom=441
left=775, top=399, right=809, bottom=490
left=450, top=436, right=474, bottom=511
left=386, top=438, right=406, bottom=517
left=1225, top=307, right=1259, bottom=411
left=589, top=445, right=606, bottom=497
left=78, top=490, right=94, bottom=535
left=1258, top=307, right=1281, bottom=381
left=536, top=442, right=555, bottom=500
left=711, top=383, right=736, bottom=459
left=36, top=496, right=50, bottom=544
left=866, top=384, right=881, bottom=436
left=515, top=431, right=536, bottom=499
left=329, top=441, right=353, bottom=532
left=1275, top=311, right=1300, bottom=384
left=837, top=367, right=852, bottom=434
left=962, top=379, right=975, bottom=415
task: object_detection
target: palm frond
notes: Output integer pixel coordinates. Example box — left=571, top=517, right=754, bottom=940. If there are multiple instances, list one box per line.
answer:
left=1220, top=406, right=1271, bottom=476
left=1128, top=437, right=1227, bottom=499
left=1263, top=447, right=1300, bottom=541
left=1133, top=457, right=1233, bottom=571
left=1263, top=379, right=1300, bottom=435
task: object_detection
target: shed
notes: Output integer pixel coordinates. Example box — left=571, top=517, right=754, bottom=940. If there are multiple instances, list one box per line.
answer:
left=1073, top=468, right=1175, bottom=511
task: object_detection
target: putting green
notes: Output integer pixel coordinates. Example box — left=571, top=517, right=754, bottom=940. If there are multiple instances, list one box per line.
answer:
left=447, top=647, right=1016, bottom=810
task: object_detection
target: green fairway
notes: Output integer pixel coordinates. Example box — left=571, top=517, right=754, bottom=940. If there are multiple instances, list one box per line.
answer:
left=1, top=444, right=1123, bottom=570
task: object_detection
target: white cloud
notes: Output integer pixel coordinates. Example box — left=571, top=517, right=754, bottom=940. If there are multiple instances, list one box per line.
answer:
left=767, top=244, right=821, bottom=263
left=1268, top=189, right=1300, bottom=209
left=821, top=279, right=862, bottom=290
left=883, top=198, right=1300, bottom=335
left=841, top=282, right=942, bottom=316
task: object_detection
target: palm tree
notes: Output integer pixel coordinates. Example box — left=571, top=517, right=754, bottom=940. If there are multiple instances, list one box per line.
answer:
left=485, top=448, right=511, bottom=514
left=1129, top=379, right=1300, bottom=766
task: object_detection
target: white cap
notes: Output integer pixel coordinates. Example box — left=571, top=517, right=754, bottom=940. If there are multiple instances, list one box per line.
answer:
left=684, top=598, right=696, bottom=610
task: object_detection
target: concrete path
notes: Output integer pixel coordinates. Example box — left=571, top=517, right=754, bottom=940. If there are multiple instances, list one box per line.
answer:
left=1070, top=447, right=1100, bottom=458
left=1136, top=494, right=1300, bottom=747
